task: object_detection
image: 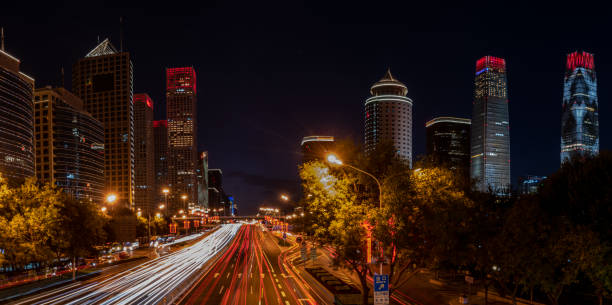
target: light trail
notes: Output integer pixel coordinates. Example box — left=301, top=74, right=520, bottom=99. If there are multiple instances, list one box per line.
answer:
left=25, top=224, right=241, bottom=305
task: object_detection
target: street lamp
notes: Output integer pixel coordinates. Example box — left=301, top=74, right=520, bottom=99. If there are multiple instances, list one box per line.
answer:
left=280, top=194, right=289, bottom=201
left=181, top=194, right=188, bottom=212
left=327, top=153, right=384, bottom=274
left=326, top=154, right=382, bottom=208
left=106, top=193, right=117, bottom=204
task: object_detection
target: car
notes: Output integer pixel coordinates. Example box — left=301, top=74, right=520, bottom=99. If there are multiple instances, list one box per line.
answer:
left=111, top=243, right=122, bottom=253
left=131, top=241, right=140, bottom=249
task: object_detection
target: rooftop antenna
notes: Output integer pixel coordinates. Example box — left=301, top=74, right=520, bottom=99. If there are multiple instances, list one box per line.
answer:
left=60, top=66, right=65, bottom=88
left=1, top=27, right=5, bottom=51
left=97, top=35, right=100, bottom=44
left=119, top=16, right=123, bottom=52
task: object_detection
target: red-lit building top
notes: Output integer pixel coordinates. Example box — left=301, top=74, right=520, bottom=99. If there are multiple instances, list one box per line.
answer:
left=566, top=51, right=594, bottom=71
left=475, top=56, right=506, bottom=72
left=134, top=93, right=153, bottom=109
left=153, top=120, right=168, bottom=128
left=166, top=67, right=196, bottom=94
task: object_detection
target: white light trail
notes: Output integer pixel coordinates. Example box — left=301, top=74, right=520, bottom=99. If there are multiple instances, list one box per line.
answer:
left=31, top=224, right=242, bottom=305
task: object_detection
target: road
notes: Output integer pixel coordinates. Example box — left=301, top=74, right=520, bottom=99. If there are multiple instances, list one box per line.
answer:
left=180, top=225, right=317, bottom=305
left=12, top=224, right=241, bottom=305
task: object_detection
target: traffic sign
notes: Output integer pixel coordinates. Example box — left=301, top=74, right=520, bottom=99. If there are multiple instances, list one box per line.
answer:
left=373, top=275, right=389, bottom=305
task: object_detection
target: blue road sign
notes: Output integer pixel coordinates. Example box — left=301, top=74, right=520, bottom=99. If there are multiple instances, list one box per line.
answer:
left=374, top=275, right=389, bottom=292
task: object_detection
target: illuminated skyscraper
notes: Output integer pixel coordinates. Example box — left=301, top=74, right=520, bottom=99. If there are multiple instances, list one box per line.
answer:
left=72, top=38, right=134, bottom=208
left=364, top=69, right=413, bottom=166
left=561, top=51, right=599, bottom=163
left=426, top=117, right=471, bottom=174
left=153, top=120, right=168, bottom=205
left=470, top=56, right=511, bottom=193
left=134, top=93, right=155, bottom=213
left=33, top=87, right=104, bottom=203
left=166, top=67, right=197, bottom=213
left=0, top=46, right=34, bottom=181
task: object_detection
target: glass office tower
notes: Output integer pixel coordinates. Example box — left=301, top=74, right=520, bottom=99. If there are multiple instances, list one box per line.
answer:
left=561, top=51, right=598, bottom=163
left=470, top=56, right=511, bottom=193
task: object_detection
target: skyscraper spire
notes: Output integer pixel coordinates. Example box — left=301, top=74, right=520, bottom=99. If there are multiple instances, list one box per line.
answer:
left=1, top=27, right=5, bottom=51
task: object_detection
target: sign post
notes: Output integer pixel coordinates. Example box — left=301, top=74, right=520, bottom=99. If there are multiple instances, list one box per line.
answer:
left=301, top=243, right=308, bottom=263
left=310, top=247, right=317, bottom=267
left=373, top=275, right=389, bottom=305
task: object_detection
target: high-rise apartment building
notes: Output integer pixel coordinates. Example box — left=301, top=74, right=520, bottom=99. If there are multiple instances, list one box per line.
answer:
left=364, top=69, right=413, bottom=166
left=72, top=38, right=134, bottom=208
left=166, top=67, right=198, bottom=213
left=33, top=87, right=104, bottom=202
left=0, top=46, right=34, bottom=181
left=134, top=93, right=155, bottom=213
left=426, top=117, right=471, bottom=173
left=561, top=51, right=599, bottom=163
left=470, top=56, right=511, bottom=193
left=301, top=136, right=335, bottom=163
left=153, top=120, right=168, bottom=206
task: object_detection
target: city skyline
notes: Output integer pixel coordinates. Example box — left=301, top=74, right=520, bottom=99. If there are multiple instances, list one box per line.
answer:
left=2, top=2, right=612, bottom=214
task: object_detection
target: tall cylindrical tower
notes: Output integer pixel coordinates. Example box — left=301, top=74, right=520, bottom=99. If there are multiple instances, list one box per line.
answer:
left=364, top=69, right=413, bottom=166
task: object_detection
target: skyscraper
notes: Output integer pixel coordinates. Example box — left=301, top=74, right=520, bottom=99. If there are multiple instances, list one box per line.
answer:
left=426, top=117, right=471, bottom=173
left=0, top=46, right=34, bottom=181
left=301, top=136, right=335, bottom=163
left=364, top=69, right=413, bottom=166
left=470, top=56, right=511, bottom=193
left=134, top=93, right=155, bottom=213
left=196, top=151, right=209, bottom=210
left=153, top=120, right=168, bottom=206
left=72, top=38, right=134, bottom=208
left=166, top=67, right=198, bottom=213
left=561, top=51, right=599, bottom=163
left=33, top=87, right=104, bottom=203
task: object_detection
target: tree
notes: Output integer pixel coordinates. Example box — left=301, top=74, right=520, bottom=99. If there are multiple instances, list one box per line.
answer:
left=59, top=196, right=106, bottom=279
left=299, top=160, right=373, bottom=304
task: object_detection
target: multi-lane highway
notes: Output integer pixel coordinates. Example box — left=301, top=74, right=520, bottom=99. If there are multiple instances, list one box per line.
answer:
left=12, top=224, right=241, bottom=305
left=180, top=224, right=317, bottom=305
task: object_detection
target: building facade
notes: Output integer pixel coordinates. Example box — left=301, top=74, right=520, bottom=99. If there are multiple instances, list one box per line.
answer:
left=426, top=117, right=471, bottom=173
left=301, top=136, right=335, bottom=163
left=196, top=151, right=209, bottom=210
left=561, top=51, right=599, bottom=163
left=0, top=48, right=35, bottom=181
left=33, top=87, right=105, bottom=202
left=470, top=56, right=511, bottom=193
left=166, top=67, right=198, bottom=213
left=72, top=38, right=135, bottom=208
left=518, top=175, right=546, bottom=195
left=153, top=120, right=168, bottom=206
left=134, top=93, right=155, bottom=213
left=208, top=168, right=222, bottom=212
left=364, top=69, right=413, bottom=166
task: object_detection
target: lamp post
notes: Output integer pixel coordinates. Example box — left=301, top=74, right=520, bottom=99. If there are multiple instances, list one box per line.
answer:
left=162, top=188, right=169, bottom=216
left=181, top=194, right=188, bottom=213
left=327, top=153, right=384, bottom=274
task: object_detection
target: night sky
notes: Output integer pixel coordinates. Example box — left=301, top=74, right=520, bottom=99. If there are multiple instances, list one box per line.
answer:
left=2, top=1, right=610, bottom=215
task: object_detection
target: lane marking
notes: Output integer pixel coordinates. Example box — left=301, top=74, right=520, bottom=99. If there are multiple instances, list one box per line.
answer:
left=219, top=285, right=225, bottom=295
left=226, top=272, right=230, bottom=279
left=238, top=273, right=242, bottom=278
left=285, top=301, right=290, bottom=305
left=278, top=284, right=282, bottom=289
left=214, top=273, right=219, bottom=278
left=281, top=291, right=286, bottom=298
